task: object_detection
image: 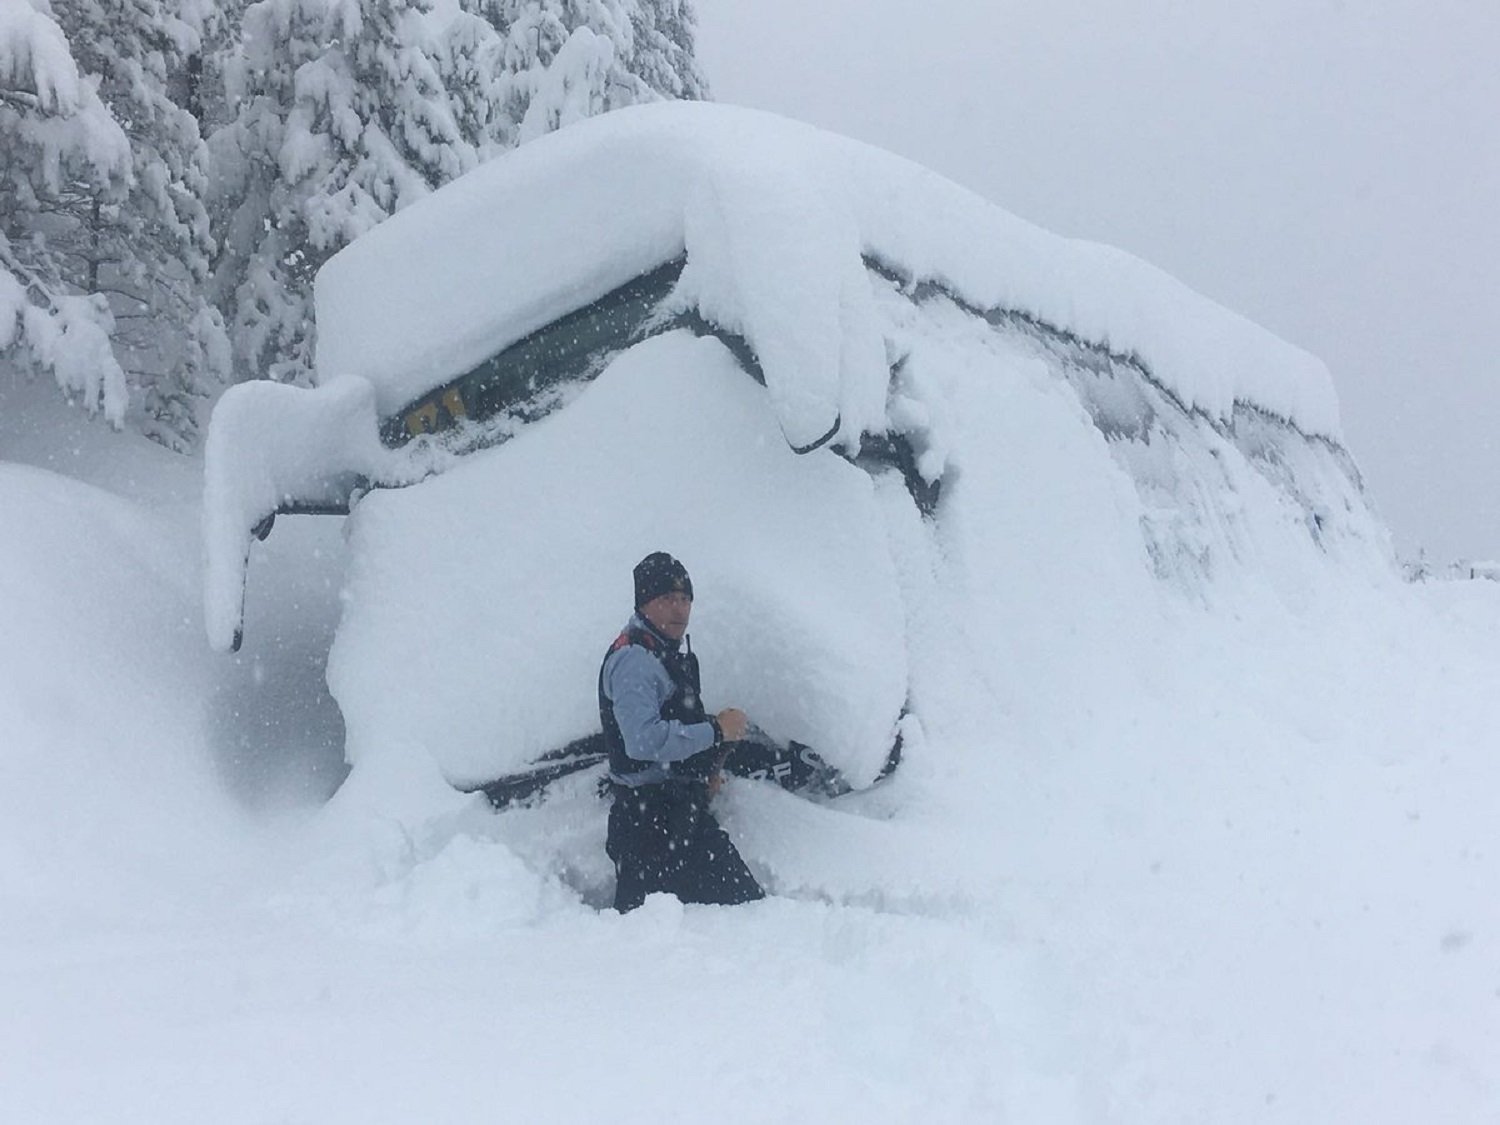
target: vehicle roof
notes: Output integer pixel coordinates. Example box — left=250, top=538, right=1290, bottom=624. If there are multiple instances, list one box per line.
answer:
left=314, top=101, right=1342, bottom=447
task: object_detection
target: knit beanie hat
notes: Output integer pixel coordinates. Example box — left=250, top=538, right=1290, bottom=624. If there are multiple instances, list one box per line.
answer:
left=634, top=552, right=693, bottom=608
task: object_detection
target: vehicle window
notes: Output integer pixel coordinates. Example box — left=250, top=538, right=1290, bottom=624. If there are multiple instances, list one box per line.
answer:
left=384, top=258, right=686, bottom=445
left=373, top=256, right=943, bottom=512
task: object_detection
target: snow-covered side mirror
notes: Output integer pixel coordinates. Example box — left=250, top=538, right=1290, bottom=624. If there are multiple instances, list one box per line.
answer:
left=202, top=375, right=389, bottom=652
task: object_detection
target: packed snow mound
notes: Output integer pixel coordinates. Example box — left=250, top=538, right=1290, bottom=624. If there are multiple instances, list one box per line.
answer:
left=0, top=463, right=239, bottom=912
left=326, top=332, right=907, bottom=799
left=316, top=100, right=1342, bottom=452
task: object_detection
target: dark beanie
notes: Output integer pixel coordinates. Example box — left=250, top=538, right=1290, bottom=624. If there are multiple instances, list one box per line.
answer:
left=634, top=552, right=693, bottom=607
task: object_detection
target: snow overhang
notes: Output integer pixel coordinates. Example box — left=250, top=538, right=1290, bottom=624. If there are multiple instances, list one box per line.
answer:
left=202, top=376, right=393, bottom=652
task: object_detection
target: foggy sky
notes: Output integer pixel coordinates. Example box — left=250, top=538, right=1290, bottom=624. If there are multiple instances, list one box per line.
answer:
left=696, top=0, right=1500, bottom=562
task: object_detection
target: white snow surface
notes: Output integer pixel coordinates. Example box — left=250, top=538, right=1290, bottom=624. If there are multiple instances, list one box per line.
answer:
left=11, top=104, right=1500, bottom=1124
left=7, top=362, right=1500, bottom=1122
left=0, top=425, right=241, bottom=919
left=316, top=100, right=1341, bottom=450
left=326, top=332, right=907, bottom=796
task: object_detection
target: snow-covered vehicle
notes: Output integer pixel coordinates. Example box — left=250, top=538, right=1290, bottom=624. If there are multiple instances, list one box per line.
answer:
left=204, top=102, right=1385, bottom=823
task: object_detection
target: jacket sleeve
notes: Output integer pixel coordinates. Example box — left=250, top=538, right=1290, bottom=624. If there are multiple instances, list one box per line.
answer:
left=603, top=645, right=716, bottom=764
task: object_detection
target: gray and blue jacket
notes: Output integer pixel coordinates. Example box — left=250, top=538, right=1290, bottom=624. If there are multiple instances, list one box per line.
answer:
left=599, top=613, right=722, bottom=787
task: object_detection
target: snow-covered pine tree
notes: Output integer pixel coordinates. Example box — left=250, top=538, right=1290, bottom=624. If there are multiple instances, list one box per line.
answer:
left=3, top=0, right=230, bottom=449
left=174, top=0, right=243, bottom=135
left=466, top=0, right=706, bottom=149
left=482, top=0, right=640, bottom=147
left=1, top=0, right=133, bottom=424
left=209, top=0, right=477, bottom=384
left=212, top=0, right=708, bottom=387
left=628, top=0, right=708, bottom=102
left=435, top=7, right=500, bottom=161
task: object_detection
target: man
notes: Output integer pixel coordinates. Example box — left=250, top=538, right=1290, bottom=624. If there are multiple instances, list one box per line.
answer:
left=600, top=552, right=765, bottom=912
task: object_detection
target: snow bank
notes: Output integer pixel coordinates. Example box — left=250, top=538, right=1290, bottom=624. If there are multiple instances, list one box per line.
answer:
left=317, top=100, right=1341, bottom=454
left=0, top=462, right=242, bottom=917
left=326, top=332, right=907, bottom=802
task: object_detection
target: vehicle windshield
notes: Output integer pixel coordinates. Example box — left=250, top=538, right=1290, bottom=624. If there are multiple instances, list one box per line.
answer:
left=382, top=258, right=685, bottom=446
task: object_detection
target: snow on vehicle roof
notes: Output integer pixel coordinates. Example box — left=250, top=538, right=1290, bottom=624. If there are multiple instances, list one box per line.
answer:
left=315, top=100, right=1342, bottom=450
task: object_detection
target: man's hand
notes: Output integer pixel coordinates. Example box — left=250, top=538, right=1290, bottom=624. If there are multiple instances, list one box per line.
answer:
left=716, top=708, right=748, bottom=742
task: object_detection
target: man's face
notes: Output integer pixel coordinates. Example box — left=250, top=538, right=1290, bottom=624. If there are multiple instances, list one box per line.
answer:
left=641, top=591, right=692, bottom=641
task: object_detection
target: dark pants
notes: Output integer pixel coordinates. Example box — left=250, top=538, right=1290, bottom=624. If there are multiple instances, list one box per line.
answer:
left=607, top=780, right=764, bottom=912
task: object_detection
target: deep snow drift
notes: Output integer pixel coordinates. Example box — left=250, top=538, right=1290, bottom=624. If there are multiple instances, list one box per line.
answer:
left=8, top=382, right=1500, bottom=1122
left=7, top=103, right=1500, bottom=1123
